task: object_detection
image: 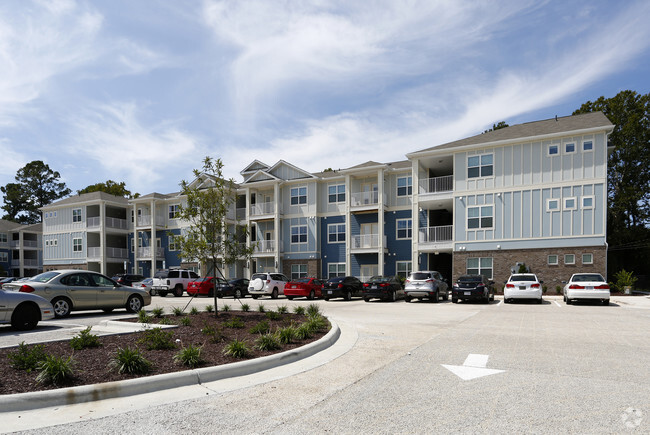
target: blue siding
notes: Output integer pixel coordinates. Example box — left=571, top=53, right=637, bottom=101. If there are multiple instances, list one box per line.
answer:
left=320, top=216, right=345, bottom=276
left=384, top=210, right=412, bottom=275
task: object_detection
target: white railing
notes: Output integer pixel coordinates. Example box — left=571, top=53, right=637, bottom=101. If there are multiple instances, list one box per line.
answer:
left=250, top=202, right=275, bottom=216
left=87, top=217, right=100, bottom=228
left=10, top=240, right=19, bottom=248
left=419, top=175, right=453, bottom=194
left=23, top=240, right=38, bottom=248
left=87, top=216, right=128, bottom=230
left=419, top=225, right=453, bottom=243
left=88, top=247, right=100, bottom=258
left=87, top=247, right=129, bottom=259
left=351, top=234, right=382, bottom=249
left=351, top=191, right=380, bottom=207
left=136, top=215, right=166, bottom=227
left=11, top=259, right=38, bottom=267
left=137, top=247, right=165, bottom=258
left=254, top=240, right=276, bottom=253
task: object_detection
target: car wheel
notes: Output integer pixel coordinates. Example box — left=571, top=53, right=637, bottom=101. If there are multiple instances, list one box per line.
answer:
left=287, top=296, right=294, bottom=300
left=566, top=298, right=572, bottom=305
left=149, top=289, right=156, bottom=296
left=234, top=289, right=242, bottom=299
left=345, top=290, right=352, bottom=301
left=102, top=308, right=114, bottom=313
left=158, top=291, right=168, bottom=297
left=126, top=295, right=144, bottom=313
left=563, top=293, right=567, bottom=303
left=602, top=299, right=609, bottom=306
left=537, top=297, right=543, bottom=304
left=173, top=285, right=184, bottom=297
left=504, top=298, right=509, bottom=304
left=364, top=298, right=370, bottom=302
left=452, top=297, right=458, bottom=303
left=272, top=288, right=279, bottom=299
left=490, top=293, right=495, bottom=301
left=430, top=291, right=439, bottom=303
left=252, top=295, right=259, bottom=299
left=404, top=295, right=411, bottom=302
left=484, top=294, right=490, bottom=304
left=308, top=290, right=315, bottom=300
left=11, top=303, right=39, bottom=331
left=51, top=297, right=72, bottom=318
left=390, top=291, right=396, bottom=302
left=443, top=292, right=449, bottom=301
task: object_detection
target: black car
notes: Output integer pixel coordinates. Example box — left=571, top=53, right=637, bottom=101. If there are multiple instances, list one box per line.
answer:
left=112, top=274, right=145, bottom=287
left=323, top=276, right=362, bottom=301
left=452, top=275, right=495, bottom=304
left=362, top=275, right=404, bottom=302
left=215, top=278, right=250, bottom=298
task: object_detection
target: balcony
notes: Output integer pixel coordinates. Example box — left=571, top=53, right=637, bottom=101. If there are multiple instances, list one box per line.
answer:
left=87, top=216, right=128, bottom=230
left=87, top=247, right=129, bottom=259
left=11, top=258, right=40, bottom=267
left=418, top=225, right=453, bottom=251
left=11, top=239, right=39, bottom=249
left=136, top=215, right=166, bottom=227
left=351, top=234, right=386, bottom=251
left=250, top=202, right=275, bottom=218
left=253, top=240, right=276, bottom=254
left=137, top=247, right=165, bottom=258
left=350, top=192, right=387, bottom=211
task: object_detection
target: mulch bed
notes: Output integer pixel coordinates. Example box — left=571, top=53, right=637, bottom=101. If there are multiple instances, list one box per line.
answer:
left=0, top=311, right=329, bottom=395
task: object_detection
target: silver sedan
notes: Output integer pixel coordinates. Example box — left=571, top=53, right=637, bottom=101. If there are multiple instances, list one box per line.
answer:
left=2, top=270, right=151, bottom=318
left=0, top=288, right=55, bottom=330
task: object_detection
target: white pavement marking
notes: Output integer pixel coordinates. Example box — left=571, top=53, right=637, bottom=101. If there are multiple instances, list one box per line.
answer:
left=554, top=300, right=562, bottom=307
left=442, top=353, right=506, bottom=381
left=463, top=353, right=489, bottom=368
left=497, top=300, right=503, bottom=307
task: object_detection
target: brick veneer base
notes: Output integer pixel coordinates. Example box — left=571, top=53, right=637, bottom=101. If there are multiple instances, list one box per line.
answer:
left=282, top=259, right=321, bottom=279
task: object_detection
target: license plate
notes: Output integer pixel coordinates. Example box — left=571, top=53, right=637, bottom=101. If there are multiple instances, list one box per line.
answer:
left=519, top=286, right=526, bottom=290
left=586, top=286, right=593, bottom=290
left=328, top=290, right=332, bottom=294
left=464, top=291, right=471, bottom=295
left=371, top=285, right=377, bottom=289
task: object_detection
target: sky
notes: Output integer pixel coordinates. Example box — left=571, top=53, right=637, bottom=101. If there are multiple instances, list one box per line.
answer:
left=1, top=0, right=650, bottom=198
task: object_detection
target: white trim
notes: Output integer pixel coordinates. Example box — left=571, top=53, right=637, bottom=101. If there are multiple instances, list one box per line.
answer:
left=547, top=254, right=559, bottom=265
left=290, top=186, right=308, bottom=205
left=396, top=176, right=412, bottom=197
left=467, top=153, right=494, bottom=179
left=290, top=224, right=308, bottom=245
left=546, top=198, right=560, bottom=212
left=564, top=254, right=575, bottom=265
left=563, top=197, right=577, bottom=210
left=327, top=223, right=346, bottom=244
left=327, top=183, right=346, bottom=204
left=582, top=253, right=593, bottom=264
left=396, top=218, right=412, bottom=240
left=581, top=196, right=594, bottom=209
left=582, top=139, right=594, bottom=152
left=564, top=141, right=576, bottom=154
left=547, top=143, right=560, bottom=156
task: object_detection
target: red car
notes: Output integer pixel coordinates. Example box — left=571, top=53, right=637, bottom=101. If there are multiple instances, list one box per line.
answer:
left=284, top=278, right=324, bottom=300
left=186, top=277, right=227, bottom=297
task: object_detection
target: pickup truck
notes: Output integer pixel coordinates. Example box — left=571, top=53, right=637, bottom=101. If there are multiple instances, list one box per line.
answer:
left=151, top=269, right=199, bottom=297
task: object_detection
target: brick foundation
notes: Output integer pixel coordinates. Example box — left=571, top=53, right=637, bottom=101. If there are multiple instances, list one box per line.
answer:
left=282, top=259, right=321, bottom=279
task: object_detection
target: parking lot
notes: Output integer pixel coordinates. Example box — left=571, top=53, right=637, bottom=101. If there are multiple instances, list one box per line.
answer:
left=2, top=294, right=650, bottom=433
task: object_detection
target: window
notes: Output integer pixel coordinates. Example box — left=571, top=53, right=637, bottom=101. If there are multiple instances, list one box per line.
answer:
left=52, top=239, right=58, bottom=246
left=0, top=252, right=7, bottom=262
left=328, top=263, right=345, bottom=278
left=396, top=261, right=412, bottom=279
left=564, top=197, right=576, bottom=210
left=0, top=233, right=6, bottom=243
left=291, top=225, right=307, bottom=244
left=583, top=140, right=593, bottom=151
left=328, top=184, right=345, bottom=203
left=548, top=144, right=559, bottom=156
left=130, top=240, right=134, bottom=253
left=291, top=264, right=307, bottom=280
left=72, top=208, right=82, bottom=223
left=396, top=219, right=412, bottom=239
left=547, top=199, right=560, bottom=212
left=45, top=240, right=50, bottom=247
left=328, top=223, right=345, bottom=243
left=73, top=238, right=82, bottom=252
left=548, top=255, right=558, bottom=265
left=169, top=235, right=179, bottom=251
left=582, top=253, right=593, bottom=264
left=565, top=142, right=576, bottom=154
left=467, top=206, right=493, bottom=229
left=290, top=187, right=307, bottom=205
left=582, top=196, right=594, bottom=209
left=131, top=210, right=134, bottom=223
left=397, top=176, right=412, bottom=196
left=564, top=254, right=575, bottom=265
left=467, top=257, right=493, bottom=279
left=168, top=204, right=180, bottom=219
left=468, top=154, right=493, bottom=178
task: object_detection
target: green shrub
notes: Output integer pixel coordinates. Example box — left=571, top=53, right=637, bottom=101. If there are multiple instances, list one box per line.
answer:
left=305, top=315, right=328, bottom=333
left=139, top=327, right=176, bottom=350
left=109, top=346, right=152, bottom=375
left=189, top=306, right=199, bottom=315
left=70, top=327, right=102, bottom=350
left=249, top=320, right=270, bottom=335
left=241, top=303, right=250, bottom=312
left=137, top=309, right=152, bottom=323
left=7, top=342, right=47, bottom=371
left=223, top=339, right=250, bottom=359
left=180, top=316, right=192, bottom=326
left=306, top=303, right=320, bottom=317
left=201, top=323, right=217, bottom=336
left=224, top=317, right=245, bottom=329
left=614, top=269, right=637, bottom=290
left=293, top=306, right=306, bottom=316
left=542, top=285, right=548, bottom=294
left=159, top=317, right=173, bottom=325
left=276, top=305, right=288, bottom=314
left=555, top=285, right=562, bottom=295
left=151, top=307, right=164, bottom=318
left=295, top=323, right=313, bottom=340
left=255, top=333, right=281, bottom=351
left=36, top=355, right=75, bottom=385
left=257, top=303, right=266, bottom=313
left=222, top=304, right=231, bottom=312
left=174, top=344, right=204, bottom=368
left=277, top=325, right=297, bottom=344
left=172, top=307, right=184, bottom=316
left=205, top=304, right=214, bottom=313
left=265, top=311, right=281, bottom=321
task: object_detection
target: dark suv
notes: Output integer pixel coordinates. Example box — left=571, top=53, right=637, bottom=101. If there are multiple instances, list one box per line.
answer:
left=452, top=275, right=495, bottom=304
left=112, top=274, right=145, bottom=287
left=323, top=276, right=362, bottom=301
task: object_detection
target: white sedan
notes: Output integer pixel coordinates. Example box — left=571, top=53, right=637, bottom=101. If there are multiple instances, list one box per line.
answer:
left=0, top=288, right=54, bottom=330
left=563, top=273, right=610, bottom=306
left=504, top=273, right=543, bottom=304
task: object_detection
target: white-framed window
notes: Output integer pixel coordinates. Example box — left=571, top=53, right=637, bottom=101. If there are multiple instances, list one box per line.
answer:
left=396, top=219, right=412, bottom=239
left=467, top=206, right=493, bottom=229
left=291, top=264, right=307, bottom=280
left=583, top=140, right=593, bottom=151
left=45, top=240, right=50, bottom=247
left=131, top=210, right=135, bottom=223
left=468, top=154, right=493, bottom=178
left=0, top=252, right=8, bottom=262
left=397, top=176, right=412, bottom=196
left=0, top=233, right=7, bottom=243
left=168, top=204, right=180, bottom=219
left=73, top=238, right=82, bottom=252
left=582, top=196, right=594, bottom=209
left=564, top=254, right=575, bottom=265
left=467, top=257, right=493, bottom=279
left=565, top=142, right=576, bottom=154
left=328, top=184, right=345, bottom=203
left=169, top=235, right=179, bottom=251
left=396, top=261, right=412, bottom=279
left=548, top=255, right=559, bottom=265
left=290, top=186, right=307, bottom=205
left=328, top=223, right=345, bottom=243
left=328, top=263, right=346, bottom=278
left=130, top=240, right=134, bottom=253
left=52, top=239, right=58, bottom=246
left=547, top=198, right=560, bottom=212
left=564, top=197, right=577, bottom=210
left=582, top=253, right=593, bottom=264
left=548, top=144, right=559, bottom=156
left=291, top=225, right=307, bottom=244
left=72, top=208, right=82, bottom=223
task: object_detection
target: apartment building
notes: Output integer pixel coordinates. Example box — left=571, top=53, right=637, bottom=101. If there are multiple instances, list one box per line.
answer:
left=0, top=220, right=43, bottom=277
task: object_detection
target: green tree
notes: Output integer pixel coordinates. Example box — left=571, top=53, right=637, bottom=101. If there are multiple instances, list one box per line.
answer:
left=483, top=121, right=509, bottom=133
left=175, top=157, right=255, bottom=314
left=1, top=161, right=71, bottom=224
left=77, top=180, right=139, bottom=198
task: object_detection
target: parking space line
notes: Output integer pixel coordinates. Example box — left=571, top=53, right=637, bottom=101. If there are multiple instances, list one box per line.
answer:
left=497, top=300, right=503, bottom=307
left=554, top=300, right=562, bottom=308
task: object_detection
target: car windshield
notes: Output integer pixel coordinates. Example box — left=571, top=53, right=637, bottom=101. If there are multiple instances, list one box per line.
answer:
left=251, top=274, right=267, bottom=280
left=410, top=273, right=431, bottom=280
left=369, top=276, right=390, bottom=282
left=572, top=274, right=605, bottom=282
left=510, top=275, right=537, bottom=282
left=458, top=275, right=482, bottom=283
left=29, top=271, right=61, bottom=283
left=154, top=271, right=168, bottom=279
left=328, top=277, right=344, bottom=283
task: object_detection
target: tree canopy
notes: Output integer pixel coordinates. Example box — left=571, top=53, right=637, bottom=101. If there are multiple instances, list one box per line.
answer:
left=483, top=121, right=509, bottom=133
left=78, top=180, right=139, bottom=198
left=1, top=160, right=71, bottom=224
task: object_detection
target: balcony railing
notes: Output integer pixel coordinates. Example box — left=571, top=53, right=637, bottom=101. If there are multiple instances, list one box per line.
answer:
left=351, top=191, right=380, bottom=207
left=418, top=225, right=453, bottom=243
left=136, top=215, right=166, bottom=227
left=11, top=258, right=40, bottom=267
left=419, top=175, right=453, bottom=194
left=351, top=234, right=384, bottom=249
left=9, top=240, right=39, bottom=248
left=87, top=247, right=129, bottom=259
left=87, top=216, right=128, bottom=230
left=254, top=240, right=276, bottom=253
left=137, top=247, right=165, bottom=258
left=250, top=202, right=275, bottom=216
left=236, top=207, right=246, bottom=220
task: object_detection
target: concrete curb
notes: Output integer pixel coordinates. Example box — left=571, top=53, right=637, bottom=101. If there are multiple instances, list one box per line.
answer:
left=0, top=320, right=340, bottom=413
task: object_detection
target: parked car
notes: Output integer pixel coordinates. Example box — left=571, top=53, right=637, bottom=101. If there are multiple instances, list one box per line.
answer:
left=504, top=273, right=543, bottom=304
left=3, top=270, right=151, bottom=318
left=362, top=275, right=404, bottom=302
left=133, top=277, right=154, bottom=295
left=151, top=269, right=200, bottom=297
left=284, top=278, right=323, bottom=300
left=248, top=273, right=290, bottom=299
left=215, top=278, right=250, bottom=298
left=0, top=277, right=22, bottom=289
left=452, top=275, right=495, bottom=303
left=187, top=277, right=229, bottom=297
left=563, top=273, right=610, bottom=305
left=323, top=276, right=362, bottom=301
left=0, top=287, right=54, bottom=330
left=112, top=274, right=145, bottom=287
left=404, top=271, right=449, bottom=302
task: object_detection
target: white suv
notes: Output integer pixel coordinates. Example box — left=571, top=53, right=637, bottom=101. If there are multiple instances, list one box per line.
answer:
left=248, top=273, right=290, bottom=299
left=151, top=269, right=200, bottom=297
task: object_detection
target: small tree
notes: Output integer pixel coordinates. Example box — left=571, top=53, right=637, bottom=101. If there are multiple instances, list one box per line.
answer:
left=174, top=157, right=254, bottom=315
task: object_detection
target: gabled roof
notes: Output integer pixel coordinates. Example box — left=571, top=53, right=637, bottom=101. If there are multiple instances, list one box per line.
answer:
left=267, top=160, right=316, bottom=180
left=407, top=111, right=614, bottom=157
left=243, top=170, right=281, bottom=184
left=41, top=191, right=129, bottom=209
left=240, top=160, right=270, bottom=176
left=0, top=219, right=23, bottom=231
